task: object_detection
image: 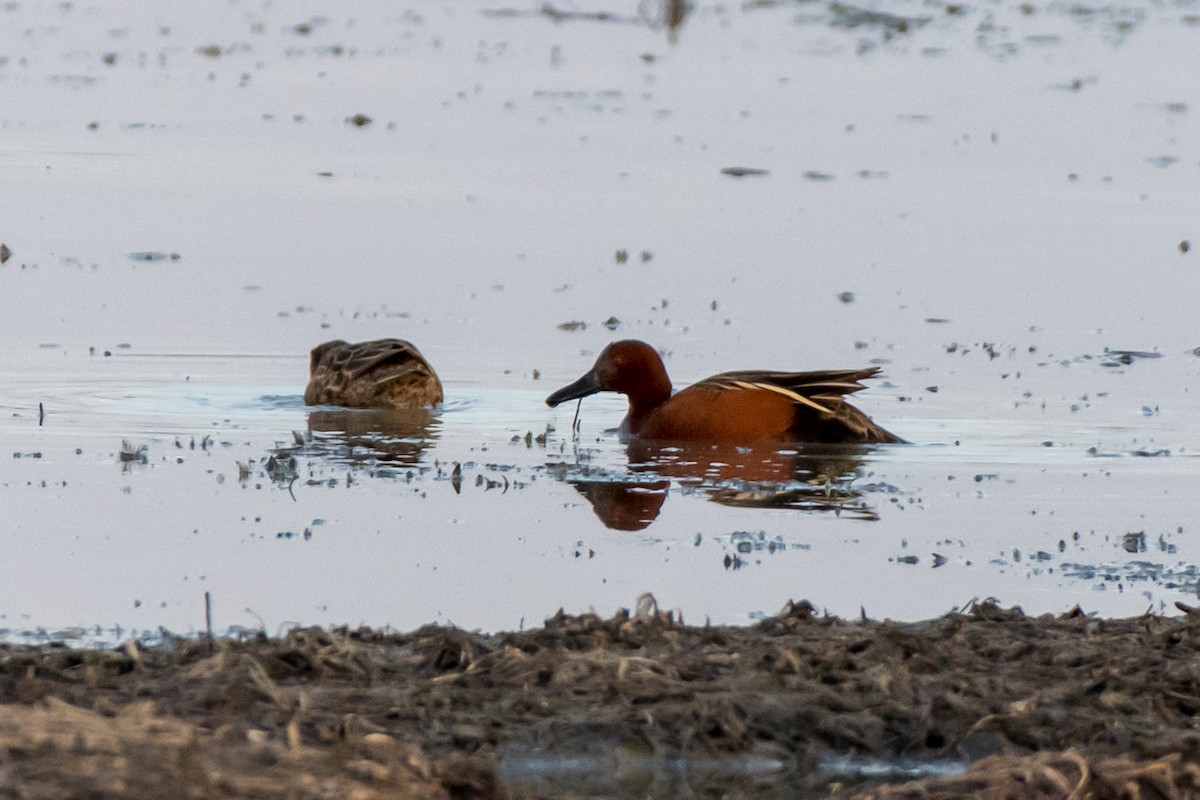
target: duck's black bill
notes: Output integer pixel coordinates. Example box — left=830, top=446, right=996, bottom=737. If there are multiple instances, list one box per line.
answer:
left=545, top=372, right=601, bottom=407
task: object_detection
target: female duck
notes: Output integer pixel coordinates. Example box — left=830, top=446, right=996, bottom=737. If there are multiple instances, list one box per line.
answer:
left=304, top=338, right=443, bottom=409
left=545, top=339, right=902, bottom=444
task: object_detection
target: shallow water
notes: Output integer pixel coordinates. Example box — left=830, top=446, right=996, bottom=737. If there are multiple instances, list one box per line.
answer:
left=1, top=0, right=1199, bottom=639
left=495, top=745, right=966, bottom=798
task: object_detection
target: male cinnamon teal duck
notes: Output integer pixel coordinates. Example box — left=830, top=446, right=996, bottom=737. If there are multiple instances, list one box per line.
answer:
left=545, top=339, right=903, bottom=444
left=304, top=338, right=443, bottom=409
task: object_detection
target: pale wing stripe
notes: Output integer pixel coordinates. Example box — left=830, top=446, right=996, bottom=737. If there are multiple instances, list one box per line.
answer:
left=372, top=364, right=423, bottom=387
left=729, top=380, right=834, bottom=415
left=349, top=345, right=418, bottom=379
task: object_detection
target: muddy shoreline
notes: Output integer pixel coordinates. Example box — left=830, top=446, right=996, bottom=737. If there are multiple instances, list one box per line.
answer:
left=3, top=597, right=1200, bottom=798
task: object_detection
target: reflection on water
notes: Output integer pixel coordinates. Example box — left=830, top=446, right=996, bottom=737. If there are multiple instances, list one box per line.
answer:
left=0, top=0, right=1196, bottom=639
left=561, top=442, right=888, bottom=530
left=570, top=479, right=671, bottom=531
left=650, top=444, right=882, bottom=521
left=704, top=482, right=877, bottom=520
left=269, top=407, right=441, bottom=470
left=640, top=0, right=692, bottom=42
left=628, top=442, right=870, bottom=485
left=489, top=0, right=692, bottom=43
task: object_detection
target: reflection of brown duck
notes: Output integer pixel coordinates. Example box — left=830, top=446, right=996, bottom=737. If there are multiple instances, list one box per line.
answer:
left=626, top=440, right=871, bottom=483
left=568, top=443, right=880, bottom=531
left=546, top=340, right=903, bottom=445
left=640, top=0, right=692, bottom=43
left=629, top=442, right=877, bottom=516
left=570, top=479, right=670, bottom=531
left=304, top=339, right=443, bottom=409
left=304, top=407, right=439, bottom=468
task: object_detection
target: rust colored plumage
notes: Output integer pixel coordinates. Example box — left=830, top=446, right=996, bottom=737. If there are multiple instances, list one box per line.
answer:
left=304, top=338, right=443, bottom=409
left=545, top=339, right=903, bottom=444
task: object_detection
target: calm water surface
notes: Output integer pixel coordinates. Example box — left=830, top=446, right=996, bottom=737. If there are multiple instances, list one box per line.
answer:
left=1, top=0, right=1198, bottom=639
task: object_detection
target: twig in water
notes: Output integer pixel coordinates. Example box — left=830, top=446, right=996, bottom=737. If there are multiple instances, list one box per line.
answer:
left=38, top=402, right=44, bottom=426
left=205, top=591, right=214, bottom=654
left=572, top=398, right=582, bottom=440
left=287, top=477, right=297, bottom=501
left=119, top=440, right=148, bottom=464
left=243, top=607, right=266, bottom=636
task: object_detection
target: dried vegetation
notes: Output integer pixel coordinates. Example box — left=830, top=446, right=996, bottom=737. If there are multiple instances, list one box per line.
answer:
left=3, top=599, right=1200, bottom=798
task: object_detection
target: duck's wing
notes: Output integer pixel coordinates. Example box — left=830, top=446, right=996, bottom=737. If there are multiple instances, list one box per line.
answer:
left=698, top=367, right=903, bottom=444
left=700, top=368, right=883, bottom=413
left=334, top=339, right=433, bottom=380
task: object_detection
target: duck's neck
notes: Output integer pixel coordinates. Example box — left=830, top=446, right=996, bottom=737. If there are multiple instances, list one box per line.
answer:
left=621, top=376, right=672, bottom=434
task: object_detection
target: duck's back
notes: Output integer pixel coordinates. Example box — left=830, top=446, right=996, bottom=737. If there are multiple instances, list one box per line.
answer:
left=304, top=338, right=443, bottom=409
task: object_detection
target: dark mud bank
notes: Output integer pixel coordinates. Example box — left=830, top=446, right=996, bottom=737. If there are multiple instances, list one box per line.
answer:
left=3, top=598, right=1200, bottom=798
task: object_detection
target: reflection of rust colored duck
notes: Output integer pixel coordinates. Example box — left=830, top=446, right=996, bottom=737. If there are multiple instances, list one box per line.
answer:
left=626, top=441, right=863, bottom=485
left=546, top=340, right=903, bottom=444
left=570, top=479, right=670, bottom=531
left=304, top=339, right=443, bottom=409
left=564, top=444, right=881, bottom=531
left=630, top=443, right=879, bottom=519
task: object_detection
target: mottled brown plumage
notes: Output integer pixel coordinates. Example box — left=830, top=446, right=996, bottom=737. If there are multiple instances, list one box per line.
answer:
left=304, top=338, right=443, bottom=409
left=546, top=339, right=903, bottom=444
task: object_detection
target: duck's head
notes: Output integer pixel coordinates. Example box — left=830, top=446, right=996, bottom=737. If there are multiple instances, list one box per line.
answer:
left=546, top=340, right=671, bottom=407
left=309, top=339, right=350, bottom=375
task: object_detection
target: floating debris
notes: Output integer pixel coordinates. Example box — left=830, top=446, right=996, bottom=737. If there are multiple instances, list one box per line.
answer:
left=720, top=166, right=769, bottom=177
left=265, top=454, right=298, bottom=483
left=346, top=113, right=373, bottom=127
left=536, top=4, right=633, bottom=23
left=0, top=243, right=10, bottom=264
left=829, top=3, right=930, bottom=33
left=1122, top=531, right=1146, bottom=553
left=129, top=251, right=180, bottom=262
left=1101, top=348, right=1162, bottom=366
left=291, top=19, right=325, bottom=35
left=1061, top=559, right=1200, bottom=592
left=1145, top=155, right=1178, bottom=168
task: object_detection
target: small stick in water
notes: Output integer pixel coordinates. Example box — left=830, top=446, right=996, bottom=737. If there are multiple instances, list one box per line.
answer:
left=38, top=402, right=44, bottom=426
left=205, top=591, right=214, bottom=654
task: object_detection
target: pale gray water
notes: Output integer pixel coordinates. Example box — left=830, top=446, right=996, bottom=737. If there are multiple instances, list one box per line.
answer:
left=1, top=0, right=1198, bottom=639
